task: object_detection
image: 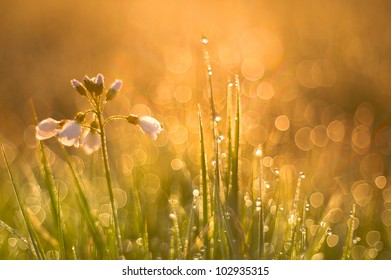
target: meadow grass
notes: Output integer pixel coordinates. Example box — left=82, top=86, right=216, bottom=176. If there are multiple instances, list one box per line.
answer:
left=0, top=39, right=390, bottom=260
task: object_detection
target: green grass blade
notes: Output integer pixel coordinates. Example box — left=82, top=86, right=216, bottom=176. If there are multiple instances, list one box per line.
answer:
left=342, top=204, right=356, bottom=260
left=1, top=139, right=45, bottom=259
left=0, top=219, right=29, bottom=247
left=58, top=143, right=106, bottom=258
left=30, top=100, right=65, bottom=258
left=228, top=75, right=241, bottom=214
left=198, top=107, right=210, bottom=259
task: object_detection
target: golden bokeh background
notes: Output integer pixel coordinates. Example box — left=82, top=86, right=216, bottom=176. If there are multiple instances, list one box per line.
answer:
left=1, top=0, right=391, bottom=145
left=1, top=0, right=391, bottom=259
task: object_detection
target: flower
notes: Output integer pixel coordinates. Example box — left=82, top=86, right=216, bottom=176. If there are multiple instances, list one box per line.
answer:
left=106, top=79, right=123, bottom=101
left=56, top=120, right=82, bottom=146
left=36, top=118, right=61, bottom=140
left=81, top=130, right=101, bottom=154
left=138, top=116, right=163, bottom=140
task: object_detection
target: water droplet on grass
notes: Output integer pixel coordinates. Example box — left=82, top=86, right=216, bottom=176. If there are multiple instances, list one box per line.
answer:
left=136, top=238, right=143, bottom=246
left=193, top=189, right=200, bottom=197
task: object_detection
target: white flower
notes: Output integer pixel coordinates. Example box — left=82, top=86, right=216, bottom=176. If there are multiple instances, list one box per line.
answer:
left=81, top=130, right=101, bottom=154
left=56, top=120, right=82, bottom=146
left=138, top=116, right=163, bottom=140
left=36, top=118, right=61, bottom=140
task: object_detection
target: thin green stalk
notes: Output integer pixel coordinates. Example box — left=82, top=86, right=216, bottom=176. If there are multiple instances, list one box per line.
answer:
left=96, top=105, right=123, bottom=259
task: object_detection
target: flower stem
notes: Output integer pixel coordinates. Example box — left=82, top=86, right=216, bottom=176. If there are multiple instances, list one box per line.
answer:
left=96, top=104, right=124, bottom=259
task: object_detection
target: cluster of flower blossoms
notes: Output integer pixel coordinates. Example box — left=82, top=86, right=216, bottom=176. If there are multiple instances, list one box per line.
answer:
left=35, top=74, right=163, bottom=154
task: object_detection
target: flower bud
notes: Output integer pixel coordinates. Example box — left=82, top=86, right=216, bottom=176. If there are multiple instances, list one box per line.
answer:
left=70, top=79, right=87, bottom=96
left=106, top=79, right=123, bottom=101
left=83, top=75, right=96, bottom=93
left=95, top=73, right=104, bottom=96
left=75, top=112, right=86, bottom=123
left=127, top=114, right=163, bottom=140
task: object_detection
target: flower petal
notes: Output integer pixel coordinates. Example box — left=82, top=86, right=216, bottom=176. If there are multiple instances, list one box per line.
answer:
left=81, top=130, right=101, bottom=154
left=36, top=118, right=60, bottom=140
left=138, top=116, right=163, bottom=140
left=56, top=120, right=82, bottom=146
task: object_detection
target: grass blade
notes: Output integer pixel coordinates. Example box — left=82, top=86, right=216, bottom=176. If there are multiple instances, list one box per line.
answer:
left=342, top=204, right=356, bottom=260
left=198, top=106, right=210, bottom=259
left=228, top=75, right=241, bottom=214
left=58, top=142, right=106, bottom=258
left=1, top=139, right=45, bottom=259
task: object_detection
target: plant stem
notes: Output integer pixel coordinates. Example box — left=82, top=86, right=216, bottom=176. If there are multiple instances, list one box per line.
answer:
left=96, top=104, right=123, bottom=259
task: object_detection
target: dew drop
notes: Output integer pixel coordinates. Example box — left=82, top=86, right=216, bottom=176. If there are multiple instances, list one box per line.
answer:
left=217, top=135, right=224, bottom=143
left=264, top=226, right=269, bottom=232
left=193, top=189, right=200, bottom=197
left=201, top=37, right=208, bottom=44
left=136, top=238, right=143, bottom=246
left=255, top=149, right=263, bottom=157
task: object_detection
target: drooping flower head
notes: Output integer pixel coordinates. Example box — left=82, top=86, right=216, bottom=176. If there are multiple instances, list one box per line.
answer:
left=36, top=118, right=62, bottom=140
left=126, top=115, right=163, bottom=140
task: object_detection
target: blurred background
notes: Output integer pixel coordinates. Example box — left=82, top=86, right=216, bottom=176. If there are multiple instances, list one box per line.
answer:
left=1, top=0, right=391, bottom=142
left=1, top=0, right=391, bottom=259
